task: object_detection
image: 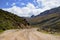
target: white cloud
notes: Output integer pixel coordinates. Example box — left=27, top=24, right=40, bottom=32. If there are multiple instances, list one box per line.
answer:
left=3, top=0, right=60, bottom=17
left=37, top=0, right=60, bottom=9
left=12, top=3, right=16, bottom=6
left=26, top=3, right=35, bottom=9
left=3, top=3, right=42, bottom=17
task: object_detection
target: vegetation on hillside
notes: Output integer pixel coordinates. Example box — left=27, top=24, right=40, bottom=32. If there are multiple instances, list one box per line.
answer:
left=0, top=9, right=29, bottom=32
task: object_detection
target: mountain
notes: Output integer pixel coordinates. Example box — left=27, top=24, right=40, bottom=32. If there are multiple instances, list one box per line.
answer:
left=0, top=9, right=29, bottom=32
left=26, top=7, right=60, bottom=33
left=36, top=7, right=60, bottom=16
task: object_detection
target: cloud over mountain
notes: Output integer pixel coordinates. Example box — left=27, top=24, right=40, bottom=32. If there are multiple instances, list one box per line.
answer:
left=3, top=0, right=60, bottom=17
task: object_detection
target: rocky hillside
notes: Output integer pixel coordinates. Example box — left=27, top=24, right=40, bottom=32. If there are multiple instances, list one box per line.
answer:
left=0, top=9, right=29, bottom=32
left=26, top=7, right=60, bottom=33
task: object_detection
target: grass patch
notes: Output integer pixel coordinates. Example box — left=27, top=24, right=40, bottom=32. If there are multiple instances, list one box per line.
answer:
left=37, top=29, right=60, bottom=36
left=0, top=30, right=4, bottom=34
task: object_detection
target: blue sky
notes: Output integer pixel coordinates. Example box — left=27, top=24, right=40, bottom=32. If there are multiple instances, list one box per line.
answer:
left=0, top=0, right=60, bottom=17
left=0, top=0, right=38, bottom=8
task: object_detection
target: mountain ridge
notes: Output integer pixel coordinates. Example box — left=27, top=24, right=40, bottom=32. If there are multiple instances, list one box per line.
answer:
left=26, top=7, right=60, bottom=33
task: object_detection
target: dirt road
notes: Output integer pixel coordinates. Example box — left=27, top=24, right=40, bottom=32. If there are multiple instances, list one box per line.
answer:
left=0, top=28, right=60, bottom=40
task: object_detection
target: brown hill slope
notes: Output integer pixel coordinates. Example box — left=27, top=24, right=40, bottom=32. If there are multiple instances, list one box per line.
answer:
left=26, top=7, right=60, bottom=33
